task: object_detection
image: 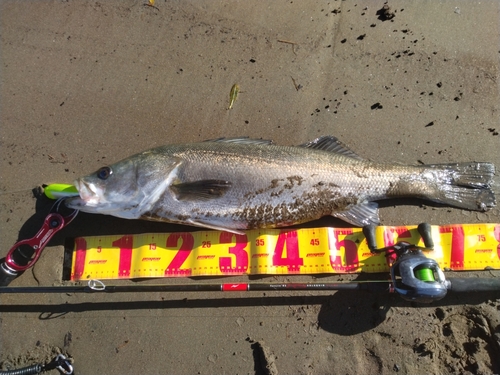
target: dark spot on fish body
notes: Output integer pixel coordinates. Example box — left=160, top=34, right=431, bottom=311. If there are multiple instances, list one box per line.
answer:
left=270, top=179, right=283, bottom=189
left=271, top=189, right=285, bottom=197
left=284, top=176, right=304, bottom=189
left=245, top=184, right=277, bottom=199
left=354, top=171, right=368, bottom=178
left=244, top=177, right=291, bottom=200
left=290, top=197, right=305, bottom=210
left=385, top=180, right=402, bottom=197
left=176, top=214, right=191, bottom=221
left=302, top=188, right=359, bottom=214
left=243, top=190, right=256, bottom=200
left=292, top=175, right=304, bottom=185
left=236, top=188, right=359, bottom=229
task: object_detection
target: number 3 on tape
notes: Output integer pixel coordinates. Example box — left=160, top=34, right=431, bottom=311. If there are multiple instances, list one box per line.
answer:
left=70, top=224, right=500, bottom=281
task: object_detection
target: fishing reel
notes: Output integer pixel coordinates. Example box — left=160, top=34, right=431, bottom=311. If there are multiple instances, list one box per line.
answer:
left=363, top=223, right=449, bottom=303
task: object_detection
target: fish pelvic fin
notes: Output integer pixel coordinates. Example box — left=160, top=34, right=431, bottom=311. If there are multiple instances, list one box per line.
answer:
left=186, top=218, right=246, bottom=235
left=171, top=179, right=232, bottom=201
left=333, top=202, right=380, bottom=227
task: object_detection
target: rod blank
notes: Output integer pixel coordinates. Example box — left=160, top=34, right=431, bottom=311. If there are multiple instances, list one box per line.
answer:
left=0, top=281, right=390, bottom=294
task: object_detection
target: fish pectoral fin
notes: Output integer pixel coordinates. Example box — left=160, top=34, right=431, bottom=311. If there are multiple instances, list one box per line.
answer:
left=204, top=137, right=274, bottom=146
left=333, top=202, right=380, bottom=227
left=186, top=219, right=246, bottom=235
left=298, top=136, right=364, bottom=160
left=170, top=179, right=232, bottom=201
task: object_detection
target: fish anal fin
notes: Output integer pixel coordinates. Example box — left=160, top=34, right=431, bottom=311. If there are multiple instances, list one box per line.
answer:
left=171, top=180, right=232, bottom=201
left=333, top=202, right=380, bottom=227
left=299, top=135, right=364, bottom=160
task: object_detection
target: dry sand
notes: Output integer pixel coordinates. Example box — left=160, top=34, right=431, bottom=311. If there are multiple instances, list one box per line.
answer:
left=1, top=1, right=500, bottom=374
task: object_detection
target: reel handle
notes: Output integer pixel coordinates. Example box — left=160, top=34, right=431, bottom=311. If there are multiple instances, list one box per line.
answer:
left=417, top=223, right=434, bottom=249
left=362, top=224, right=378, bottom=252
left=363, top=223, right=434, bottom=253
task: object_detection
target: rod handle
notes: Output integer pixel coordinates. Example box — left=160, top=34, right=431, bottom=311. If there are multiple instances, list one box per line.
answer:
left=449, top=278, right=500, bottom=293
left=0, top=261, right=18, bottom=287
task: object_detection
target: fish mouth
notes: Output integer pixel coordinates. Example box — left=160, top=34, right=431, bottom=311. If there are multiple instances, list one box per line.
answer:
left=65, top=179, right=142, bottom=218
left=65, top=179, right=103, bottom=209
left=76, top=179, right=101, bottom=201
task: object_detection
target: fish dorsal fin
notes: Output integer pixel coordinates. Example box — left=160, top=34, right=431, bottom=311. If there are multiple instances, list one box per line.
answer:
left=204, top=137, right=274, bottom=146
left=299, top=136, right=363, bottom=160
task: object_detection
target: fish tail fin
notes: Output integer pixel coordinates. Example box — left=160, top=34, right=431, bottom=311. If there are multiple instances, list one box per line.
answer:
left=425, top=162, right=496, bottom=211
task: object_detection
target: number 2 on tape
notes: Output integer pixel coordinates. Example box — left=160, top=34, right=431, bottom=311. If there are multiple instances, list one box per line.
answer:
left=165, top=233, right=194, bottom=276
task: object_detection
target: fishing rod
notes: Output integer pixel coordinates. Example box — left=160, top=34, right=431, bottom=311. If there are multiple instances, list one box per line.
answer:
left=1, top=277, right=499, bottom=299
left=0, top=279, right=389, bottom=294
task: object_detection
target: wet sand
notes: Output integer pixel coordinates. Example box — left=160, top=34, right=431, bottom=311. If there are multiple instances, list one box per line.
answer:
left=1, top=1, right=499, bottom=374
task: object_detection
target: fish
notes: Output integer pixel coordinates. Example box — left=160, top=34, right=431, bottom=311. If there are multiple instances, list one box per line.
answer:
left=65, top=136, right=496, bottom=234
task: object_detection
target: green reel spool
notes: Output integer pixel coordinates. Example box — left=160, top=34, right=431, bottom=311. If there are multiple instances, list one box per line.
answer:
left=414, top=267, right=435, bottom=282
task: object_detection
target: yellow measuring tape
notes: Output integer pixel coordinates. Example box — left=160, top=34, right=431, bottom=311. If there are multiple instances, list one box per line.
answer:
left=69, top=223, right=500, bottom=281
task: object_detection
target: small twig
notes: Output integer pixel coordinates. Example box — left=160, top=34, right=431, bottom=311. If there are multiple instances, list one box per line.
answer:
left=47, top=153, right=68, bottom=164
left=290, top=76, right=302, bottom=91
left=277, top=39, right=298, bottom=45
left=277, top=39, right=298, bottom=55
left=115, top=340, right=130, bottom=353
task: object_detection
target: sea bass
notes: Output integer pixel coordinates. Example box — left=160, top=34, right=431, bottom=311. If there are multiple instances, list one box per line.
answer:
left=65, top=136, right=496, bottom=234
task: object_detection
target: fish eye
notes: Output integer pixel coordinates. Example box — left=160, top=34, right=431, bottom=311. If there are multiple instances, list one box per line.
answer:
left=97, top=166, right=112, bottom=180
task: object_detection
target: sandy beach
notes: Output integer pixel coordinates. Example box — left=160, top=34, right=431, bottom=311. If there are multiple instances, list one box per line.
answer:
left=1, top=1, right=499, bottom=374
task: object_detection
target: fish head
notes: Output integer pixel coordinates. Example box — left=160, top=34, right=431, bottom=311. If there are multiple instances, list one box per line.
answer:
left=65, top=151, right=179, bottom=219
